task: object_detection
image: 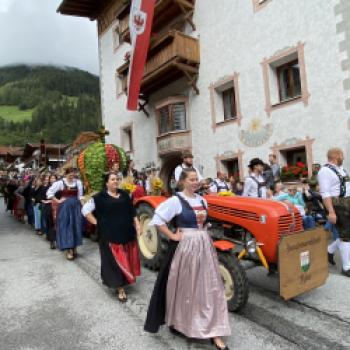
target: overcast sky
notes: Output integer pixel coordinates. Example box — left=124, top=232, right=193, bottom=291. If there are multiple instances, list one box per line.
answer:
left=0, top=0, right=99, bottom=75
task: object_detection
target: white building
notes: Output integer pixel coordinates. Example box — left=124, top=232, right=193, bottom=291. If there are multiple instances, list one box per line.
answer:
left=59, top=0, right=350, bottom=188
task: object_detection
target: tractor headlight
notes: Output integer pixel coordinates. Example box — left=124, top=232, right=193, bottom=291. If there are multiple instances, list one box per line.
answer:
left=247, top=239, right=257, bottom=254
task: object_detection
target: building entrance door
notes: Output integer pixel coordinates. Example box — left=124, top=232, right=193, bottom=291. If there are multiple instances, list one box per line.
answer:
left=159, top=153, right=182, bottom=193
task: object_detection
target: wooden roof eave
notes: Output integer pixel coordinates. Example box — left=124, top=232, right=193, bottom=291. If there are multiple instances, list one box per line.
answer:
left=115, top=4, right=130, bottom=19
left=140, top=58, right=199, bottom=96
left=57, top=0, right=112, bottom=19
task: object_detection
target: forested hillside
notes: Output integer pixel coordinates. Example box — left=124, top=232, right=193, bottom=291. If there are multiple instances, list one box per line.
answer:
left=0, top=65, right=101, bottom=145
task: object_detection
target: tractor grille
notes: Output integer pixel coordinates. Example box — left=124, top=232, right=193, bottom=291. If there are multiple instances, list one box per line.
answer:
left=209, top=204, right=259, bottom=221
left=278, top=212, right=303, bottom=237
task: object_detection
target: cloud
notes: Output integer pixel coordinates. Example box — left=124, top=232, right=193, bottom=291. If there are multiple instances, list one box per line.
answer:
left=0, top=0, right=12, bottom=13
left=0, top=0, right=99, bottom=75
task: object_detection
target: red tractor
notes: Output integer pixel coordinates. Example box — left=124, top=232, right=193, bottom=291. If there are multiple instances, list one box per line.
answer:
left=135, top=194, right=329, bottom=311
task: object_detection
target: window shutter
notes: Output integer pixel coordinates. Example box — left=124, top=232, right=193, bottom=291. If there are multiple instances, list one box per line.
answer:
left=159, top=106, right=169, bottom=134
left=292, top=63, right=301, bottom=97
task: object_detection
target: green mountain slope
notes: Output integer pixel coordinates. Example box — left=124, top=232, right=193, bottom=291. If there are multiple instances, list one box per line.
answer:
left=0, top=105, right=33, bottom=123
left=0, top=65, right=101, bottom=146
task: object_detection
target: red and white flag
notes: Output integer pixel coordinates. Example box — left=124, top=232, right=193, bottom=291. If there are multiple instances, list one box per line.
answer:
left=127, top=0, right=156, bottom=111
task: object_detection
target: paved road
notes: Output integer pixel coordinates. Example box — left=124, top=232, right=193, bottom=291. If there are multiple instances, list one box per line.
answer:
left=1, top=200, right=349, bottom=350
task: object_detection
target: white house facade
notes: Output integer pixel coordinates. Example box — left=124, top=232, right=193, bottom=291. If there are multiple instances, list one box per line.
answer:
left=58, top=0, right=350, bottom=187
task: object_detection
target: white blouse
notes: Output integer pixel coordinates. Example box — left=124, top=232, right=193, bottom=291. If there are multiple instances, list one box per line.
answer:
left=150, top=193, right=207, bottom=226
left=82, top=198, right=95, bottom=216
left=46, top=179, right=83, bottom=200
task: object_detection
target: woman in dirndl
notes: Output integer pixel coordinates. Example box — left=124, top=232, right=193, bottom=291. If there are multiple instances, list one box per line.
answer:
left=6, top=179, right=18, bottom=213
left=14, top=179, right=25, bottom=222
left=32, top=176, right=44, bottom=235
left=144, top=168, right=231, bottom=350
left=46, top=168, right=83, bottom=260
left=82, top=172, right=141, bottom=302
left=42, top=174, right=58, bottom=249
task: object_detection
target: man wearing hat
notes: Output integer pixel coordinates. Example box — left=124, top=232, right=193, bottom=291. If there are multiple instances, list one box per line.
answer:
left=243, top=158, right=267, bottom=198
left=174, top=151, right=203, bottom=183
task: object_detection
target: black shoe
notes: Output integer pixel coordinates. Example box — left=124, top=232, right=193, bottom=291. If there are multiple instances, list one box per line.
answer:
left=50, top=241, right=56, bottom=249
left=169, top=326, right=181, bottom=336
left=342, top=269, right=350, bottom=277
left=211, top=339, right=229, bottom=350
left=328, top=253, right=336, bottom=265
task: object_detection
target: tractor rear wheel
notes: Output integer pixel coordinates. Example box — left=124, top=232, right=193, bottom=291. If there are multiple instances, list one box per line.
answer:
left=217, top=251, right=249, bottom=312
left=137, top=203, right=168, bottom=270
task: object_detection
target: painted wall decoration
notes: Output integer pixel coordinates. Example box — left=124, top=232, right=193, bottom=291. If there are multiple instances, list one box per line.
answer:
left=239, top=118, right=273, bottom=147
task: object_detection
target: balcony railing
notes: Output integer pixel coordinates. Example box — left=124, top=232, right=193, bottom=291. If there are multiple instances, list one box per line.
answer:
left=157, top=130, right=192, bottom=155
left=117, top=30, right=200, bottom=95
left=118, top=0, right=196, bottom=43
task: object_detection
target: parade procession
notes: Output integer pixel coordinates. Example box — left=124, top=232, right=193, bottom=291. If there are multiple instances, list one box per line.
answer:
left=2, top=0, right=350, bottom=349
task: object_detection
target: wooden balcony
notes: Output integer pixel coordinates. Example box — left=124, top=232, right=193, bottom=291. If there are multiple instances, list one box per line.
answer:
left=157, top=130, right=192, bottom=155
left=118, top=0, right=196, bottom=43
left=117, top=30, right=200, bottom=96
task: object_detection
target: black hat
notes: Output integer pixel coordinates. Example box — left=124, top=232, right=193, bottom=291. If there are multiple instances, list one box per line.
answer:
left=248, top=158, right=264, bottom=169
left=182, top=150, right=193, bottom=159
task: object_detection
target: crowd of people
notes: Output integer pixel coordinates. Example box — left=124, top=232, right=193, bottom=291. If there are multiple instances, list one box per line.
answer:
left=2, top=147, right=350, bottom=350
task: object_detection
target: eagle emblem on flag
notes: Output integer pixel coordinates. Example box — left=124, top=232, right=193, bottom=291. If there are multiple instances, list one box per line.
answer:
left=133, top=10, right=146, bottom=35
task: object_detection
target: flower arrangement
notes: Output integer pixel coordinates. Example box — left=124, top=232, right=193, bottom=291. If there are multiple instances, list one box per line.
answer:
left=78, top=142, right=127, bottom=193
left=150, top=177, right=164, bottom=196
left=218, top=190, right=235, bottom=197
left=281, top=162, right=308, bottom=181
left=120, top=176, right=136, bottom=194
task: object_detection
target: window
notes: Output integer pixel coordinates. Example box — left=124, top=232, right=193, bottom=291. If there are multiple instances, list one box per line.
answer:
left=121, top=126, right=133, bottom=153
left=282, top=147, right=307, bottom=166
left=272, top=138, right=315, bottom=182
left=112, top=22, right=121, bottom=51
left=279, top=147, right=308, bottom=180
left=277, top=60, right=301, bottom=102
left=209, top=73, right=242, bottom=130
left=222, top=87, right=237, bottom=120
left=216, top=150, right=244, bottom=181
left=261, top=43, right=309, bottom=115
left=222, top=158, right=240, bottom=179
left=158, top=103, right=186, bottom=135
left=115, top=73, right=127, bottom=97
left=215, top=83, right=237, bottom=122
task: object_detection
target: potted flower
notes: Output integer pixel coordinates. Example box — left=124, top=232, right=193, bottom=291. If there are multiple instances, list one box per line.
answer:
left=281, top=162, right=308, bottom=182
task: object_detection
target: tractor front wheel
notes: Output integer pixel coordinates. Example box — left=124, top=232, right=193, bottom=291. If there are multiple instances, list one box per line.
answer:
left=217, top=251, right=249, bottom=312
left=137, top=203, right=168, bottom=270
